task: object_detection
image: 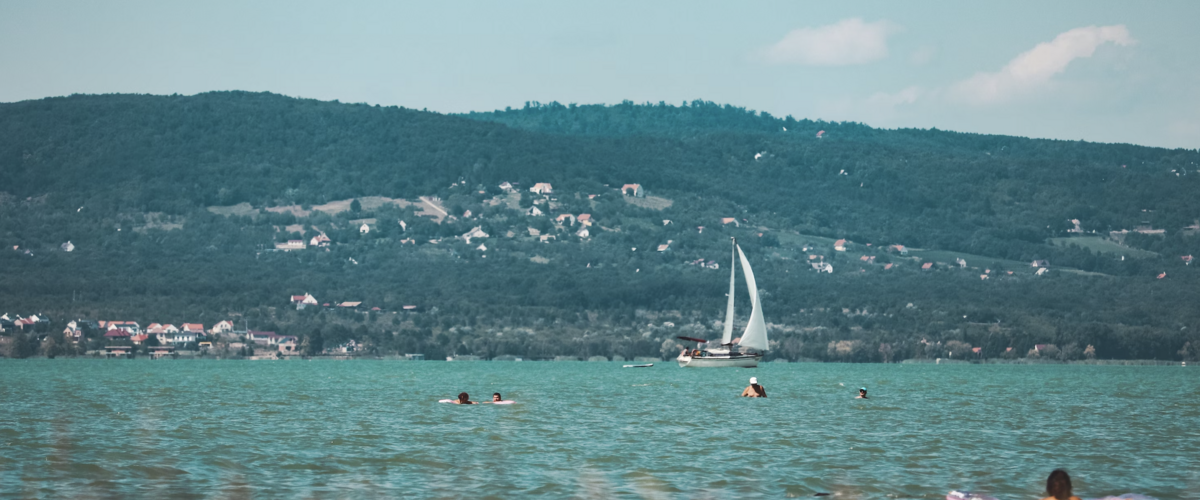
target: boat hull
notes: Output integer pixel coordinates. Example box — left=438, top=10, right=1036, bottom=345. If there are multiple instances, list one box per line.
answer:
left=677, top=353, right=761, bottom=368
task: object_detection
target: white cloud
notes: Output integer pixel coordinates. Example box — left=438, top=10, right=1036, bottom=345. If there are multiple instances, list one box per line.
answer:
left=762, top=18, right=900, bottom=66
left=949, top=25, right=1135, bottom=104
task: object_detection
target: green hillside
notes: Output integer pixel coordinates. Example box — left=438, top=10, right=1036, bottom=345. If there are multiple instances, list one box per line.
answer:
left=2, top=92, right=1198, bottom=361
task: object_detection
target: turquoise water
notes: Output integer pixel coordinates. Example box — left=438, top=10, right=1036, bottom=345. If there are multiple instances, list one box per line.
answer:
left=1, top=360, right=1197, bottom=499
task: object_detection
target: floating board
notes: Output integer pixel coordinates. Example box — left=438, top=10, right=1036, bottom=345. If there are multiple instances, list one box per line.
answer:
left=493, top=400, right=516, bottom=405
left=1087, top=495, right=1156, bottom=500
left=438, top=399, right=515, bottom=404
left=623, top=364, right=654, bottom=368
left=947, top=491, right=998, bottom=500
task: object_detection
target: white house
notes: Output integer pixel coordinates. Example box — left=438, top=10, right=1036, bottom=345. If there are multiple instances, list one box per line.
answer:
left=526, top=206, right=544, bottom=217
left=291, top=293, right=318, bottom=306
left=309, top=234, right=331, bottom=247
left=275, top=240, right=306, bottom=251
left=530, top=183, right=553, bottom=195
left=499, top=181, right=516, bottom=193
left=171, top=331, right=197, bottom=344
left=211, top=320, right=235, bottom=335
left=359, top=223, right=370, bottom=234
left=461, top=226, right=489, bottom=242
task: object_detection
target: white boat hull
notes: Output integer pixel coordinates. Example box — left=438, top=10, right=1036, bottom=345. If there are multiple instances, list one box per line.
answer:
left=677, top=353, right=761, bottom=368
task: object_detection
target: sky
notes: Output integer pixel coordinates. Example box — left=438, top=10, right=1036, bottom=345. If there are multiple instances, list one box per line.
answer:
left=2, top=1, right=1198, bottom=149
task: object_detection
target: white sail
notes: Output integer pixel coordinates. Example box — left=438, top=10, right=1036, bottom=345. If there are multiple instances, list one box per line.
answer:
left=735, top=245, right=769, bottom=351
left=721, top=242, right=736, bottom=344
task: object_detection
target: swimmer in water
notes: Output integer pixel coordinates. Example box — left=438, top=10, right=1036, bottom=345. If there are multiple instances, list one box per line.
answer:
left=491, top=393, right=503, bottom=403
left=740, top=377, right=766, bottom=397
left=453, top=392, right=479, bottom=405
left=856, top=388, right=868, bottom=399
left=1041, top=469, right=1081, bottom=500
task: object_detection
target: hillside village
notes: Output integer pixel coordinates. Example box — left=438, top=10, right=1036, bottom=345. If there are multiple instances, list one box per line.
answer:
left=0, top=315, right=365, bottom=359
left=4, top=179, right=1195, bottom=362
left=248, top=179, right=1193, bottom=282
left=3, top=94, right=1200, bottom=362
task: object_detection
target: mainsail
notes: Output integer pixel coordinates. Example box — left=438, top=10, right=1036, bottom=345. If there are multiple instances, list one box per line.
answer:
left=721, top=243, right=736, bottom=344
left=735, top=244, right=769, bottom=351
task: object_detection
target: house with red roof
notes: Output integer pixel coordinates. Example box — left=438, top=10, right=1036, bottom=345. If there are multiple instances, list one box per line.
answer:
left=104, top=329, right=131, bottom=340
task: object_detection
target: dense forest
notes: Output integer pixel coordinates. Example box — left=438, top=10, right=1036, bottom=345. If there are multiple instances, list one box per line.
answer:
left=1, top=92, right=1198, bottom=361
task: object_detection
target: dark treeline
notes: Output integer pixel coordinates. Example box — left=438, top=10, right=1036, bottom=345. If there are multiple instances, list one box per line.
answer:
left=1, top=92, right=1199, bottom=361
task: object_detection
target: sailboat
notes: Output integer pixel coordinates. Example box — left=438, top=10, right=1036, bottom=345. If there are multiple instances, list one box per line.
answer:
left=677, top=238, right=769, bottom=368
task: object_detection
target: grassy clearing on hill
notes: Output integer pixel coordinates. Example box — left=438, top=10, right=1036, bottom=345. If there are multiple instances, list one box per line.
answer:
left=1049, top=236, right=1158, bottom=259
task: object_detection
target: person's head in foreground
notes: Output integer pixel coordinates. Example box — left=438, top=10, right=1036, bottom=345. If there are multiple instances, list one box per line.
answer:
left=750, top=377, right=758, bottom=386
left=492, top=393, right=502, bottom=402
left=1045, top=469, right=1078, bottom=500
left=859, top=388, right=867, bottom=398
left=457, top=392, right=471, bottom=404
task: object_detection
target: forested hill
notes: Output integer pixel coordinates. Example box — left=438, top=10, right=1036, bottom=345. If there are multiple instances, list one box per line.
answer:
left=4, top=92, right=1199, bottom=262
left=2, top=92, right=1200, bottom=361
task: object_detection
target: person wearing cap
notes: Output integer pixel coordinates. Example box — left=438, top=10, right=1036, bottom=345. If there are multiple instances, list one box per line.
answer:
left=740, top=377, right=766, bottom=397
left=856, top=388, right=868, bottom=399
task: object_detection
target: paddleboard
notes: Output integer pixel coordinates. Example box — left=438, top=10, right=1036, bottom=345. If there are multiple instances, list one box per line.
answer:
left=947, top=491, right=998, bottom=500
left=492, top=400, right=516, bottom=405
left=623, top=363, right=654, bottom=368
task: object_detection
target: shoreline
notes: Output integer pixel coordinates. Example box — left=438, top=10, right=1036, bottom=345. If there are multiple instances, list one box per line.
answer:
left=4, top=355, right=1187, bottom=365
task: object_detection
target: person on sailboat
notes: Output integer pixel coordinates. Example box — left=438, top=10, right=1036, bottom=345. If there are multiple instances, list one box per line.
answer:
left=857, top=388, right=868, bottom=399
left=741, top=377, right=766, bottom=397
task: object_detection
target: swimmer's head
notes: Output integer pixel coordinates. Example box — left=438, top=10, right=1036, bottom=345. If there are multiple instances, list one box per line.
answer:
left=1046, top=469, right=1073, bottom=500
left=492, top=393, right=501, bottom=401
left=749, top=377, right=758, bottom=385
left=458, top=392, right=469, bottom=402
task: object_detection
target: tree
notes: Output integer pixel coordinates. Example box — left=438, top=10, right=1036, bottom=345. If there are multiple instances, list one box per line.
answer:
left=9, top=334, right=35, bottom=359
left=350, top=199, right=362, bottom=213
left=878, top=342, right=894, bottom=363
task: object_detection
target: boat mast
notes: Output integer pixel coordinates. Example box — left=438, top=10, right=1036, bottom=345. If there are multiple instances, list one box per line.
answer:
left=721, top=237, right=736, bottom=344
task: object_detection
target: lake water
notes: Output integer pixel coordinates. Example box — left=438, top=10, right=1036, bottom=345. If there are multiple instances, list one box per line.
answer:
left=1, top=359, right=1197, bottom=499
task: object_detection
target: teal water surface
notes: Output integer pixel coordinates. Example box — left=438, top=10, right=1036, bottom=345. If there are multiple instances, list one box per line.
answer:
left=1, top=359, right=1197, bottom=499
